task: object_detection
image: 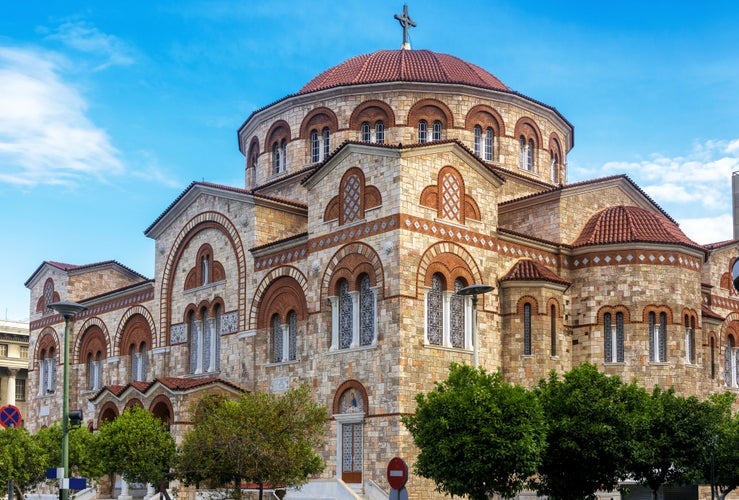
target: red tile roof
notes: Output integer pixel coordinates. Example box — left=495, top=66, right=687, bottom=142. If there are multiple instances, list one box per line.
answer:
left=299, top=50, right=509, bottom=94
left=702, top=304, right=724, bottom=321
left=573, top=206, right=703, bottom=250
left=500, top=259, right=571, bottom=286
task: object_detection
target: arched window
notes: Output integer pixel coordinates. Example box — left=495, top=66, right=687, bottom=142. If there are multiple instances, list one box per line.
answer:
left=550, top=304, right=557, bottom=357
left=39, top=347, right=57, bottom=395
left=311, top=130, right=320, bottom=163
left=375, top=121, right=384, bottom=144
left=432, top=120, right=442, bottom=141
left=288, top=310, right=297, bottom=361
left=418, top=120, right=428, bottom=143
left=425, top=273, right=469, bottom=349
left=523, top=303, right=532, bottom=356
left=360, top=122, right=371, bottom=142
left=484, top=127, right=494, bottom=161
left=272, top=315, right=283, bottom=363
left=473, top=125, right=482, bottom=156
left=710, top=336, right=716, bottom=380
left=272, top=140, right=286, bottom=174
left=520, top=136, right=535, bottom=172
left=339, top=279, right=353, bottom=350
left=322, top=127, right=330, bottom=159
left=685, top=315, right=696, bottom=364
left=87, top=351, right=102, bottom=391
left=131, top=341, right=147, bottom=382
left=439, top=168, right=462, bottom=223
left=201, top=255, right=209, bottom=285
left=359, top=275, right=375, bottom=347
left=550, top=152, right=560, bottom=183
left=649, top=311, right=667, bottom=363
left=604, top=312, right=624, bottom=363
left=726, top=336, right=738, bottom=387
left=272, top=311, right=297, bottom=363
left=188, top=310, right=200, bottom=374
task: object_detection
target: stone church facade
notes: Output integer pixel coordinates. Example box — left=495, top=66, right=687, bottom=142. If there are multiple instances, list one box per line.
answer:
left=23, top=35, right=739, bottom=499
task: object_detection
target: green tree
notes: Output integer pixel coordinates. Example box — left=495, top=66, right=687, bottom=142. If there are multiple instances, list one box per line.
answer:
left=535, top=363, right=649, bottom=500
left=698, top=392, right=738, bottom=500
left=34, top=423, right=101, bottom=481
left=176, top=385, right=327, bottom=500
left=0, top=426, right=46, bottom=496
left=93, top=405, right=176, bottom=487
left=628, top=386, right=718, bottom=500
left=402, top=363, right=546, bottom=500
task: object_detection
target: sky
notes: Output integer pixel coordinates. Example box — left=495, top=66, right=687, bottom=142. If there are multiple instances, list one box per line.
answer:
left=2, top=1, right=739, bottom=321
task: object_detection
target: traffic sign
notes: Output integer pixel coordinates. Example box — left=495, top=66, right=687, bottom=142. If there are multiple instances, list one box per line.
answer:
left=0, top=405, right=21, bottom=428
left=386, top=457, right=408, bottom=490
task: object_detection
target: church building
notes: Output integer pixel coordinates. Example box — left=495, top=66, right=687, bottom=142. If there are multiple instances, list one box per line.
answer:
left=23, top=7, right=739, bottom=499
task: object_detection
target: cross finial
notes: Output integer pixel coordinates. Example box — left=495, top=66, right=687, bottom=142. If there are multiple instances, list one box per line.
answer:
left=394, top=4, right=416, bottom=50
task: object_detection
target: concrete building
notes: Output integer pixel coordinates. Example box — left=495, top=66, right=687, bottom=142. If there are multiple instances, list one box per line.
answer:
left=23, top=11, right=739, bottom=499
left=0, top=319, right=30, bottom=423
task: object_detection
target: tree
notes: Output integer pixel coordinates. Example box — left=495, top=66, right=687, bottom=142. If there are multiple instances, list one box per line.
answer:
left=34, top=423, right=101, bottom=481
left=698, top=392, right=738, bottom=500
left=402, top=363, right=546, bottom=500
left=0, top=426, right=46, bottom=496
left=176, top=385, right=327, bottom=500
left=535, top=363, right=649, bottom=500
left=628, top=386, right=719, bottom=500
left=93, top=405, right=176, bottom=487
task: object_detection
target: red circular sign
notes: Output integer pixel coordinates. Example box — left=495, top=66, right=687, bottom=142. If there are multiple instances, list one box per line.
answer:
left=0, top=405, right=22, bottom=428
left=386, top=456, right=408, bottom=490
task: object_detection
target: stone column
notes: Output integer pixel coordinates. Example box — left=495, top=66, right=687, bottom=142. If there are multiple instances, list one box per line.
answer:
left=7, top=369, right=16, bottom=405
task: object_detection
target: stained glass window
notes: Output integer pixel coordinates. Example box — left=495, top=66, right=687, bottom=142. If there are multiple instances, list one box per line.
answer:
left=426, top=274, right=443, bottom=345
left=339, top=280, right=353, bottom=349
left=343, top=173, right=362, bottom=223
left=44, top=280, right=54, bottom=315
left=450, top=278, right=465, bottom=348
left=288, top=310, right=297, bottom=361
left=359, top=275, right=375, bottom=346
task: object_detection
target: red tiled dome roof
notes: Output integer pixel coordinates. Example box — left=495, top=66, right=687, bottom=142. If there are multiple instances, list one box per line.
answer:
left=299, top=49, right=509, bottom=94
left=501, top=259, right=571, bottom=286
left=573, top=206, right=702, bottom=249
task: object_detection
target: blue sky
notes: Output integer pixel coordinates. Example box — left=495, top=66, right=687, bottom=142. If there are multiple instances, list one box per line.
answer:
left=2, top=1, right=739, bottom=321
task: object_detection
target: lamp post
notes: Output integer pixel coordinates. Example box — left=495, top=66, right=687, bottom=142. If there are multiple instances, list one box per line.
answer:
left=48, top=301, right=86, bottom=500
left=456, top=284, right=494, bottom=368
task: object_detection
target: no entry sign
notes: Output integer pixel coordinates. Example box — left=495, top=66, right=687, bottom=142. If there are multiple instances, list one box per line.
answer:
left=386, top=456, right=408, bottom=490
left=0, top=405, right=22, bottom=428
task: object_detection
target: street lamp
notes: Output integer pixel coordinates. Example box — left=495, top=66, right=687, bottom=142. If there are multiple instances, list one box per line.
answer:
left=456, top=284, right=494, bottom=368
left=48, top=301, right=86, bottom=500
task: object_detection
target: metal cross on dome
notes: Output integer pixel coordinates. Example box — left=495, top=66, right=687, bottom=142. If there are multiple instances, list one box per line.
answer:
left=394, top=4, right=416, bottom=50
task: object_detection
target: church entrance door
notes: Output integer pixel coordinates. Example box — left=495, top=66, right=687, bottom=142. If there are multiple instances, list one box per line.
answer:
left=341, top=422, right=363, bottom=483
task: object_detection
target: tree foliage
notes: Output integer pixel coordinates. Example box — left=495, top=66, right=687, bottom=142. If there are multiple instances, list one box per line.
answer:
left=535, top=363, right=649, bottom=500
left=402, top=363, right=546, bottom=500
left=0, top=426, right=46, bottom=495
left=176, top=385, right=327, bottom=500
left=93, top=405, right=176, bottom=486
left=34, top=423, right=102, bottom=481
left=697, top=392, right=738, bottom=500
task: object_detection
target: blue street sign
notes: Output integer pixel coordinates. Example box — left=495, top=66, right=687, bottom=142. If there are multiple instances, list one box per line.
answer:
left=64, top=478, right=87, bottom=490
left=46, top=468, right=64, bottom=479
left=0, top=405, right=21, bottom=428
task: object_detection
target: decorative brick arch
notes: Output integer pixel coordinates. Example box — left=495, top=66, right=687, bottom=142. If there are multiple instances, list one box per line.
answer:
left=515, top=295, right=540, bottom=315
left=74, top=317, right=110, bottom=360
left=117, top=312, right=154, bottom=357
left=124, top=398, right=143, bottom=410
left=35, top=328, right=59, bottom=361
left=416, top=241, right=484, bottom=301
left=640, top=305, right=674, bottom=325
left=76, top=325, right=108, bottom=364
left=249, top=266, right=308, bottom=331
left=349, top=100, right=396, bottom=129
left=115, top=306, right=157, bottom=353
left=149, top=394, right=174, bottom=424
left=464, top=104, right=505, bottom=136
left=407, top=98, right=454, bottom=129
left=547, top=298, right=562, bottom=318
left=513, top=117, right=542, bottom=147
left=321, top=243, right=385, bottom=304
left=419, top=165, right=480, bottom=223
left=98, top=402, right=119, bottom=427
left=264, top=120, right=291, bottom=153
left=332, top=379, right=369, bottom=415
left=160, top=212, right=246, bottom=344
left=596, top=305, right=632, bottom=325
left=324, top=167, right=382, bottom=223
left=719, top=313, right=739, bottom=345
left=255, top=275, right=309, bottom=329
left=299, top=107, right=339, bottom=139
left=36, top=278, right=61, bottom=314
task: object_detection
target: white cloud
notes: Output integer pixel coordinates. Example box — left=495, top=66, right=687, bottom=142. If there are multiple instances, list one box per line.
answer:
left=0, top=45, right=124, bottom=187
left=43, top=21, right=136, bottom=71
left=679, top=213, right=734, bottom=245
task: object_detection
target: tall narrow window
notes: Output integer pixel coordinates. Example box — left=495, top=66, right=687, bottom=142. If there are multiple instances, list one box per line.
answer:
left=272, top=315, right=283, bottom=363
left=523, top=303, right=532, bottom=355
left=439, top=169, right=462, bottom=223
left=360, top=122, right=371, bottom=142
left=375, top=121, right=384, bottom=144
left=519, top=136, right=527, bottom=170
left=710, top=337, right=716, bottom=380
left=726, top=336, right=737, bottom=387
left=527, top=139, right=535, bottom=171
left=359, top=275, right=375, bottom=346
left=432, top=120, right=442, bottom=141
left=550, top=304, right=557, bottom=356
left=685, top=315, right=696, bottom=364
left=322, top=127, right=330, bottom=159
left=604, top=312, right=624, bottom=363
left=473, top=125, right=482, bottom=156
left=311, top=130, right=320, bottom=162
left=418, top=120, right=428, bottom=143
left=39, top=348, right=57, bottom=395
left=339, top=280, right=353, bottom=349
left=649, top=311, right=667, bottom=362
left=484, top=127, right=494, bottom=161
left=426, top=274, right=443, bottom=346
left=188, top=310, right=200, bottom=374
left=201, top=255, right=209, bottom=285
left=550, top=152, right=559, bottom=183
left=288, top=310, right=298, bottom=361
left=449, top=279, right=466, bottom=349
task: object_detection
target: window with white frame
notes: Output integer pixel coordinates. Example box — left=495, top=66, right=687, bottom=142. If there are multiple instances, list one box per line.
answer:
left=39, top=347, right=56, bottom=395
left=649, top=311, right=667, bottom=362
left=432, top=120, right=442, bottom=141
left=130, top=341, right=147, bottom=382
left=330, top=275, right=377, bottom=351
left=523, top=302, right=532, bottom=355
left=726, top=336, right=738, bottom=387
left=425, top=274, right=470, bottom=349
left=685, top=315, right=696, bottom=364
left=418, top=120, right=428, bottom=143
left=375, top=121, right=385, bottom=144
left=604, top=312, right=624, bottom=363
left=484, top=127, right=494, bottom=161
left=550, top=152, right=560, bottom=183
left=272, top=139, right=287, bottom=174
left=189, top=307, right=220, bottom=374
left=272, top=311, right=297, bottom=363
left=520, top=136, right=535, bottom=172
left=87, top=351, right=102, bottom=391
left=473, top=125, right=482, bottom=156
left=360, top=122, right=371, bottom=142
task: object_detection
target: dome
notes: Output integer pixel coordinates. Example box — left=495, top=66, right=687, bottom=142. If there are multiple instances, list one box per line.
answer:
left=299, top=49, right=509, bottom=94
left=572, top=206, right=702, bottom=249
